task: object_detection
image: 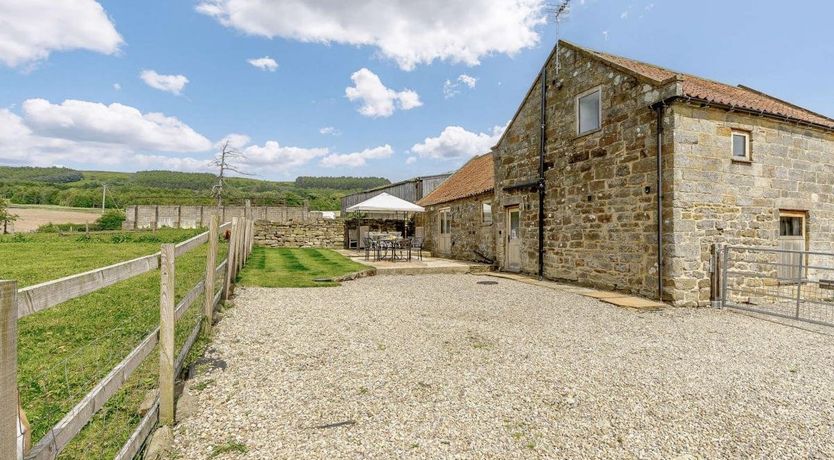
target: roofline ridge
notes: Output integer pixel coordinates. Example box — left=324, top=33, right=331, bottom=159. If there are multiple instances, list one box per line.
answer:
left=417, top=152, right=493, bottom=207
left=736, top=84, right=834, bottom=123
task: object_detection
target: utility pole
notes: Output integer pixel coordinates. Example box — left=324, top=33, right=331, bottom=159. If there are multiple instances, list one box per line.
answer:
left=102, top=184, right=107, bottom=212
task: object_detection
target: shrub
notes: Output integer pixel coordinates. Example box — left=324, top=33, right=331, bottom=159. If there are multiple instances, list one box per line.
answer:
left=96, top=210, right=126, bottom=230
left=110, top=234, right=133, bottom=243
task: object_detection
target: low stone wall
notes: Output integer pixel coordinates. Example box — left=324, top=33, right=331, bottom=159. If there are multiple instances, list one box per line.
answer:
left=254, top=219, right=345, bottom=248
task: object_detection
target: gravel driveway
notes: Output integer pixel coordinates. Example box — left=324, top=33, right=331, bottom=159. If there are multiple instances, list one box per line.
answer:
left=174, top=274, right=834, bottom=459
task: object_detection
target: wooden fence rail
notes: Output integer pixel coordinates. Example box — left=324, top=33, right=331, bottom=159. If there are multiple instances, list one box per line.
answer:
left=1, top=215, right=253, bottom=460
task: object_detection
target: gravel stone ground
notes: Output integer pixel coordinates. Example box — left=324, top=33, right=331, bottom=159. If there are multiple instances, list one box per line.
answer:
left=173, top=274, right=834, bottom=459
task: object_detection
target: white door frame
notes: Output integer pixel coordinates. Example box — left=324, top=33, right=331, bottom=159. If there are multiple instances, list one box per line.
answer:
left=505, top=206, right=521, bottom=272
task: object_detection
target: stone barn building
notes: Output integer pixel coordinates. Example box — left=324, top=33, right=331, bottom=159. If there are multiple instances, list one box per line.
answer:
left=417, top=152, right=495, bottom=263
left=492, top=40, right=834, bottom=307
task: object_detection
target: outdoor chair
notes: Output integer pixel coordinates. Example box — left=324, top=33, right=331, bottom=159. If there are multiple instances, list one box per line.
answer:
left=411, top=237, right=424, bottom=260
left=364, top=237, right=377, bottom=261
left=377, top=239, right=393, bottom=261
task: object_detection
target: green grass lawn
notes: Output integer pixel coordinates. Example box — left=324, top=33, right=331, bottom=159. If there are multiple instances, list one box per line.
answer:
left=0, top=229, right=227, bottom=459
left=238, top=247, right=368, bottom=287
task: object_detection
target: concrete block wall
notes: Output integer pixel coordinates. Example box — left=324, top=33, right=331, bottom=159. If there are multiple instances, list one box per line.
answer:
left=123, top=205, right=315, bottom=229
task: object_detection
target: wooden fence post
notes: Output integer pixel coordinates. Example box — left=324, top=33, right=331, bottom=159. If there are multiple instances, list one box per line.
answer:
left=244, top=219, right=251, bottom=263
left=159, top=244, right=176, bottom=426
left=248, top=220, right=254, bottom=256
left=1, top=280, right=17, bottom=460
left=235, top=218, right=246, bottom=279
left=224, top=218, right=239, bottom=301
left=204, top=216, right=218, bottom=334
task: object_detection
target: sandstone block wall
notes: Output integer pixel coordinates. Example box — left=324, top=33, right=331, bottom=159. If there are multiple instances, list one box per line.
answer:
left=493, top=45, right=675, bottom=299
left=418, top=192, right=495, bottom=263
left=254, top=219, right=344, bottom=248
left=668, top=104, right=834, bottom=306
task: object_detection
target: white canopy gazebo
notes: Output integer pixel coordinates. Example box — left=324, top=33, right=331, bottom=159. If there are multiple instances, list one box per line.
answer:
left=346, top=193, right=425, bottom=246
left=345, top=192, right=425, bottom=213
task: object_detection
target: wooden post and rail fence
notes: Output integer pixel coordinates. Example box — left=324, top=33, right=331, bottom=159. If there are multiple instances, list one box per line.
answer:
left=0, top=214, right=257, bottom=460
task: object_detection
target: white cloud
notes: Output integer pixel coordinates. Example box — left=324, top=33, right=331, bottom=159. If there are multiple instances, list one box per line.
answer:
left=345, top=68, right=421, bottom=118
left=602, top=30, right=609, bottom=41
left=411, top=124, right=506, bottom=161
left=113, top=83, right=121, bottom=91
left=241, top=141, right=329, bottom=171
left=319, top=126, right=340, bottom=136
left=0, top=0, right=122, bottom=68
left=443, top=80, right=458, bottom=99
left=0, top=107, right=212, bottom=170
left=0, top=102, right=339, bottom=175
left=320, top=145, right=393, bottom=168
left=458, top=74, right=477, bottom=88
left=405, top=156, right=417, bottom=165
left=21, top=98, right=212, bottom=152
left=443, top=74, right=478, bottom=99
left=247, top=56, right=278, bottom=71
left=196, top=0, right=547, bottom=70
left=140, top=70, right=189, bottom=95
left=620, top=11, right=629, bottom=19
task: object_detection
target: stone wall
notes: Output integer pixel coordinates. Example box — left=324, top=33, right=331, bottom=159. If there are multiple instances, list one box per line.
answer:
left=254, top=219, right=345, bottom=248
left=418, top=192, right=495, bottom=263
left=124, top=204, right=321, bottom=229
left=668, top=104, right=834, bottom=306
left=493, top=45, right=675, bottom=299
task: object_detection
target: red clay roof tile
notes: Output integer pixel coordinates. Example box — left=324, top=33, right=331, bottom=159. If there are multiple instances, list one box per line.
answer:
left=572, top=43, right=834, bottom=129
left=417, top=153, right=494, bottom=207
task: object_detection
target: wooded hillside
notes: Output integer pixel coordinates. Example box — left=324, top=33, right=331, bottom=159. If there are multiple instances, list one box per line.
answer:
left=0, top=167, right=388, bottom=211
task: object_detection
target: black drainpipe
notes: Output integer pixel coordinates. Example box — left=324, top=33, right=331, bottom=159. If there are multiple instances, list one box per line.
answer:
left=654, top=104, right=665, bottom=300
left=537, top=66, right=547, bottom=280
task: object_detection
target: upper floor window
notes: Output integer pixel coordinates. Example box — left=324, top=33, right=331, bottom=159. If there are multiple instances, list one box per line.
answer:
left=576, top=87, right=602, bottom=135
left=482, top=201, right=493, bottom=224
left=732, top=130, right=751, bottom=161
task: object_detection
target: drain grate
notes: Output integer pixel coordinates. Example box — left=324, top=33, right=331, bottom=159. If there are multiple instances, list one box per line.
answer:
left=477, top=280, right=499, bottom=285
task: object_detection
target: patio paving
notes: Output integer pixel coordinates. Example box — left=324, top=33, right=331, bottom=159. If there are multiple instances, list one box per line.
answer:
left=335, top=249, right=491, bottom=275
left=174, top=274, right=833, bottom=459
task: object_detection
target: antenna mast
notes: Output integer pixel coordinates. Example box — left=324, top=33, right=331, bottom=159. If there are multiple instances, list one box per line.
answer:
left=553, top=0, right=571, bottom=72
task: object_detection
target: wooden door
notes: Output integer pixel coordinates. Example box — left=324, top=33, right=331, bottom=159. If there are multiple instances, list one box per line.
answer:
left=436, top=209, right=451, bottom=255
left=506, top=207, right=521, bottom=272
left=778, top=211, right=806, bottom=281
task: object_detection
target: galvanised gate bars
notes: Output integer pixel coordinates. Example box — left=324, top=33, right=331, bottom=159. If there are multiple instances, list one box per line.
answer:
left=719, top=245, right=834, bottom=327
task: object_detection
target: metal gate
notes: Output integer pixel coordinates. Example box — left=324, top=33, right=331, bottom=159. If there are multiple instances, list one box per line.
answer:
left=719, top=245, right=834, bottom=327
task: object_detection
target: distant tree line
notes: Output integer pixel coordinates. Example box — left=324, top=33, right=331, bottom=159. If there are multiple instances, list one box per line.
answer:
left=0, top=166, right=379, bottom=211
left=294, top=176, right=390, bottom=190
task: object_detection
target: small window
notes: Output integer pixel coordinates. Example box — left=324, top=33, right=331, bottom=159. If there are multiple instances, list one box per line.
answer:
left=482, top=201, right=493, bottom=224
left=576, top=87, right=601, bottom=135
left=780, top=215, right=804, bottom=237
left=731, top=130, right=750, bottom=161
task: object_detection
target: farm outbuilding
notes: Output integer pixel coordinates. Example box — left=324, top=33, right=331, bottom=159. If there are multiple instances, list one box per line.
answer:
left=339, top=174, right=451, bottom=216
left=417, top=153, right=495, bottom=263
left=341, top=174, right=450, bottom=248
left=491, top=40, right=834, bottom=307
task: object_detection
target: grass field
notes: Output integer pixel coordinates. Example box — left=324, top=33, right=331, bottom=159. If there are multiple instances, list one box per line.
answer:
left=238, top=247, right=367, bottom=287
left=0, top=229, right=227, bottom=458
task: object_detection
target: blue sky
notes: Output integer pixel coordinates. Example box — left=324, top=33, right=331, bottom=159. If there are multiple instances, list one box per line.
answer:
left=1, top=0, right=832, bottom=182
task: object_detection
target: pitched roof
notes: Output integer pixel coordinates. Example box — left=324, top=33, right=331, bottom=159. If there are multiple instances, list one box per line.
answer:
left=418, top=153, right=494, bottom=207
left=564, top=41, right=834, bottom=130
